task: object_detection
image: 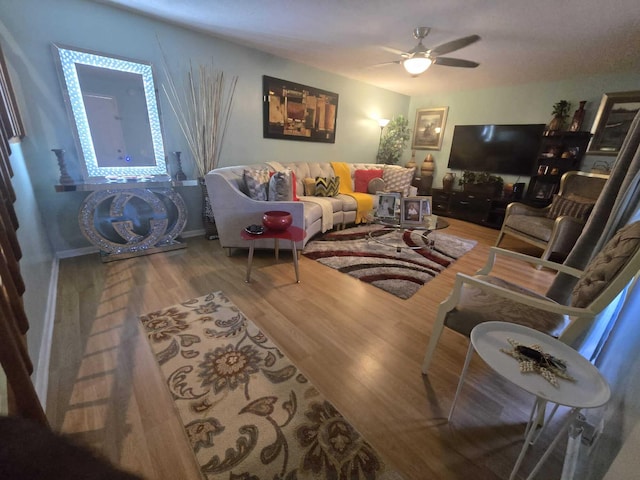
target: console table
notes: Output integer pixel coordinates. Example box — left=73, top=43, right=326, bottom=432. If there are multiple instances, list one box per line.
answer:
left=432, top=188, right=513, bottom=229
left=56, top=179, right=196, bottom=262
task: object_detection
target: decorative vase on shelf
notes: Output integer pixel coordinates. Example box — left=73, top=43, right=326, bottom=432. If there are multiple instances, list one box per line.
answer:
left=172, top=151, right=187, bottom=181
left=420, top=153, right=435, bottom=193
left=569, top=101, right=587, bottom=132
left=52, top=148, right=73, bottom=185
left=442, top=172, right=456, bottom=192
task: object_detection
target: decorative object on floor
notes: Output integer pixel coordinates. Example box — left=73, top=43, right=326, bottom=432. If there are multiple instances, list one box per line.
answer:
left=52, top=148, right=73, bottom=185
left=501, top=338, right=575, bottom=387
left=412, top=107, right=449, bottom=150
left=377, top=115, right=410, bottom=164
left=588, top=90, right=640, bottom=156
left=262, top=210, right=292, bottom=231
left=569, top=101, right=587, bottom=132
left=160, top=47, right=237, bottom=239
left=172, top=151, right=187, bottom=181
left=139, top=292, right=404, bottom=480
left=303, top=225, right=477, bottom=299
left=546, top=100, right=571, bottom=132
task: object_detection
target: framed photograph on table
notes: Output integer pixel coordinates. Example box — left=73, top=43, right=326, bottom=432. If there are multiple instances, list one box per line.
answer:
left=412, top=107, right=449, bottom=150
left=374, top=192, right=401, bottom=220
left=401, top=197, right=423, bottom=225
left=588, top=90, right=640, bottom=156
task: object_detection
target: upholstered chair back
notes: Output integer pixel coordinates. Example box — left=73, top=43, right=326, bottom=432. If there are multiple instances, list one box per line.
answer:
left=559, top=171, right=609, bottom=201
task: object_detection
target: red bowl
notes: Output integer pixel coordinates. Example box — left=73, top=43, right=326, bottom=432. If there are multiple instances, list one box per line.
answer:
left=262, top=211, right=292, bottom=231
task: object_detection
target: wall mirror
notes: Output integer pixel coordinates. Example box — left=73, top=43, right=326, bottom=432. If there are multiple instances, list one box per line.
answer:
left=53, top=44, right=167, bottom=181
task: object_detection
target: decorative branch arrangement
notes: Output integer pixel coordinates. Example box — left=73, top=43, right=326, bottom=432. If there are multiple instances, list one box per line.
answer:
left=160, top=50, right=238, bottom=178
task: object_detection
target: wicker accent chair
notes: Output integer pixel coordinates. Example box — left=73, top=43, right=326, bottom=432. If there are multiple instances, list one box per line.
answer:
left=422, top=221, right=640, bottom=372
left=495, top=171, right=609, bottom=263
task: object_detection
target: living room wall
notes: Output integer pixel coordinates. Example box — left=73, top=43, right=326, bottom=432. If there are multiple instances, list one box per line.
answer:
left=0, top=0, right=409, bottom=254
left=408, top=71, right=638, bottom=191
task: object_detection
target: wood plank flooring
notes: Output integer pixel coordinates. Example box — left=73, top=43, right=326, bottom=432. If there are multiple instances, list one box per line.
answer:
left=47, top=219, right=569, bottom=480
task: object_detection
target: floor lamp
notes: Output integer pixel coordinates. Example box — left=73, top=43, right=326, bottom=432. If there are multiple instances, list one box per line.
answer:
left=376, top=118, right=390, bottom=163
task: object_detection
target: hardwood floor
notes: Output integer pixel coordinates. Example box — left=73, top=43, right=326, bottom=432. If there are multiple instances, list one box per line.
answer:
left=47, top=219, right=569, bottom=480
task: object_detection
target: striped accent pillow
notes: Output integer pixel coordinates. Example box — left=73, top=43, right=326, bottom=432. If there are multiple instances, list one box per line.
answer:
left=383, top=166, right=415, bottom=196
left=546, top=194, right=594, bottom=220
left=315, top=176, right=340, bottom=197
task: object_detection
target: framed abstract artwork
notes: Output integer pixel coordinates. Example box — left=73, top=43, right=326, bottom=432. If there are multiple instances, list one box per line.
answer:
left=263, top=75, right=338, bottom=143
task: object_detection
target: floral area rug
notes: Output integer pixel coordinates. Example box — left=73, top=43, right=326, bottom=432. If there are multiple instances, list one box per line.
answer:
left=139, top=291, right=404, bottom=480
left=303, top=225, right=477, bottom=299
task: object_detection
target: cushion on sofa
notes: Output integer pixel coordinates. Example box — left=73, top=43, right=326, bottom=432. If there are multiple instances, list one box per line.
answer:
left=546, top=194, right=594, bottom=221
left=243, top=168, right=270, bottom=200
left=383, top=166, right=415, bottom=196
left=315, top=177, right=340, bottom=197
left=268, top=169, right=299, bottom=201
left=368, top=177, right=386, bottom=194
left=354, top=169, right=383, bottom=193
left=303, top=177, right=316, bottom=196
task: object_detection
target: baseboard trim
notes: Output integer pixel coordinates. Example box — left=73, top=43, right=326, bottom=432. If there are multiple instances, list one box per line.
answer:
left=55, top=229, right=206, bottom=258
left=34, top=256, right=60, bottom=410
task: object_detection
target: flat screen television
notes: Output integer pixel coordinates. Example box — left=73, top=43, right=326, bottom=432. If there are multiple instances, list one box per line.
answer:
left=447, top=124, right=546, bottom=176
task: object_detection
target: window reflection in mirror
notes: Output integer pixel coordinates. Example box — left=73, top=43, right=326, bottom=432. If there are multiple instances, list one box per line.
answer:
left=53, top=44, right=167, bottom=181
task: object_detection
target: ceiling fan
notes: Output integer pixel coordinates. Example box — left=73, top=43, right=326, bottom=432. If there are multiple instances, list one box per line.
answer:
left=377, top=27, right=481, bottom=76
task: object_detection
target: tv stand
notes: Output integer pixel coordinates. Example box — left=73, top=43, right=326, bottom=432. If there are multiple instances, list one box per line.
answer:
left=432, top=188, right=511, bottom=229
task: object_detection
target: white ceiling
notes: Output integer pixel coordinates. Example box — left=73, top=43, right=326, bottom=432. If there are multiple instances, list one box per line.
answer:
left=97, top=0, right=640, bottom=97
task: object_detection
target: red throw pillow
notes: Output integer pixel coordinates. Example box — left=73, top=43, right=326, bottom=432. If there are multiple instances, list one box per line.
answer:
left=354, top=169, right=383, bottom=193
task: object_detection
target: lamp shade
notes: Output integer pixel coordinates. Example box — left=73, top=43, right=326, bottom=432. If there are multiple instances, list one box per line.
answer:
left=378, top=118, right=390, bottom=128
left=403, top=56, right=433, bottom=76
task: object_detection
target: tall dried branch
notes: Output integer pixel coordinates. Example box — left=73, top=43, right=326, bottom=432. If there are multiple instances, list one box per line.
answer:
left=160, top=48, right=237, bottom=178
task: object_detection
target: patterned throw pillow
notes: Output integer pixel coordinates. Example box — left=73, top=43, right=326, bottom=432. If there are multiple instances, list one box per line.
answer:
left=546, top=194, right=594, bottom=221
left=354, top=169, right=383, bottom=193
left=383, top=166, right=415, bottom=197
left=315, top=176, right=340, bottom=197
left=268, top=170, right=293, bottom=201
left=243, top=168, right=270, bottom=200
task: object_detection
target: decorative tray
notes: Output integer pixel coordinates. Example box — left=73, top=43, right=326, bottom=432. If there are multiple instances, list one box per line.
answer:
left=245, top=225, right=265, bottom=235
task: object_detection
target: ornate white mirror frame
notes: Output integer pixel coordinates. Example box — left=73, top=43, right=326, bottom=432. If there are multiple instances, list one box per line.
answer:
left=53, top=44, right=168, bottom=181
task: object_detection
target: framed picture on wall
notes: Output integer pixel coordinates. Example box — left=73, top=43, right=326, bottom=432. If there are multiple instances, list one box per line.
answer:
left=588, top=90, right=640, bottom=156
left=412, top=107, right=449, bottom=150
left=262, top=75, right=339, bottom=143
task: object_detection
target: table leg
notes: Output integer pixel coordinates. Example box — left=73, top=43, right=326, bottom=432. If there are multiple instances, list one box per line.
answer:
left=509, top=398, right=547, bottom=480
left=525, top=407, right=581, bottom=480
left=448, top=342, right=475, bottom=422
left=274, top=238, right=280, bottom=261
left=291, top=240, right=300, bottom=283
left=245, top=240, right=255, bottom=283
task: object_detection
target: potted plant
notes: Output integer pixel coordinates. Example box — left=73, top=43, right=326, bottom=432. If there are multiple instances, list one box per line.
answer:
left=376, top=115, right=411, bottom=164
left=459, top=170, right=504, bottom=196
left=547, top=100, right=571, bottom=131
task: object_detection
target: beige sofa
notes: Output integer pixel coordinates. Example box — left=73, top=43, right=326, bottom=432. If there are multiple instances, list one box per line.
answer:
left=204, top=161, right=415, bottom=254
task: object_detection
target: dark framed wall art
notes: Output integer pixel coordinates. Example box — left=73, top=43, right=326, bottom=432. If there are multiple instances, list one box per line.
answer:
left=412, top=107, right=448, bottom=150
left=588, top=90, right=640, bottom=156
left=263, top=76, right=338, bottom=143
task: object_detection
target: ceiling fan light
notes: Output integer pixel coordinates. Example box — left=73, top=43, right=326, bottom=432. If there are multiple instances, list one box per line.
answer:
left=403, top=57, right=432, bottom=75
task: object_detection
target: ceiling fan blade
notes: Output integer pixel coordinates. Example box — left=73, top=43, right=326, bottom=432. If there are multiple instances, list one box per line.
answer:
left=430, top=34, right=481, bottom=56
left=434, top=57, right=479, bottom=68
left=368, top=60, right=402, bottom=68
left=380, top=46, right=409, bottom=56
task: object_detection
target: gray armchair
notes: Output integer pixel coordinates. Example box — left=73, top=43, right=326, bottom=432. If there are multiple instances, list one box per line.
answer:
left=495, top=171, right=609, bottom=263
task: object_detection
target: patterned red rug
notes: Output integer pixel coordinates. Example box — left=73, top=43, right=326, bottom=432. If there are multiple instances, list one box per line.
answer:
left=303, top=224, right=477, bottom=299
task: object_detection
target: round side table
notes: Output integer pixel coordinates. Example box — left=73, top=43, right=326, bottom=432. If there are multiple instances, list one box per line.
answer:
left=449, top=321, right=610, bottom=480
